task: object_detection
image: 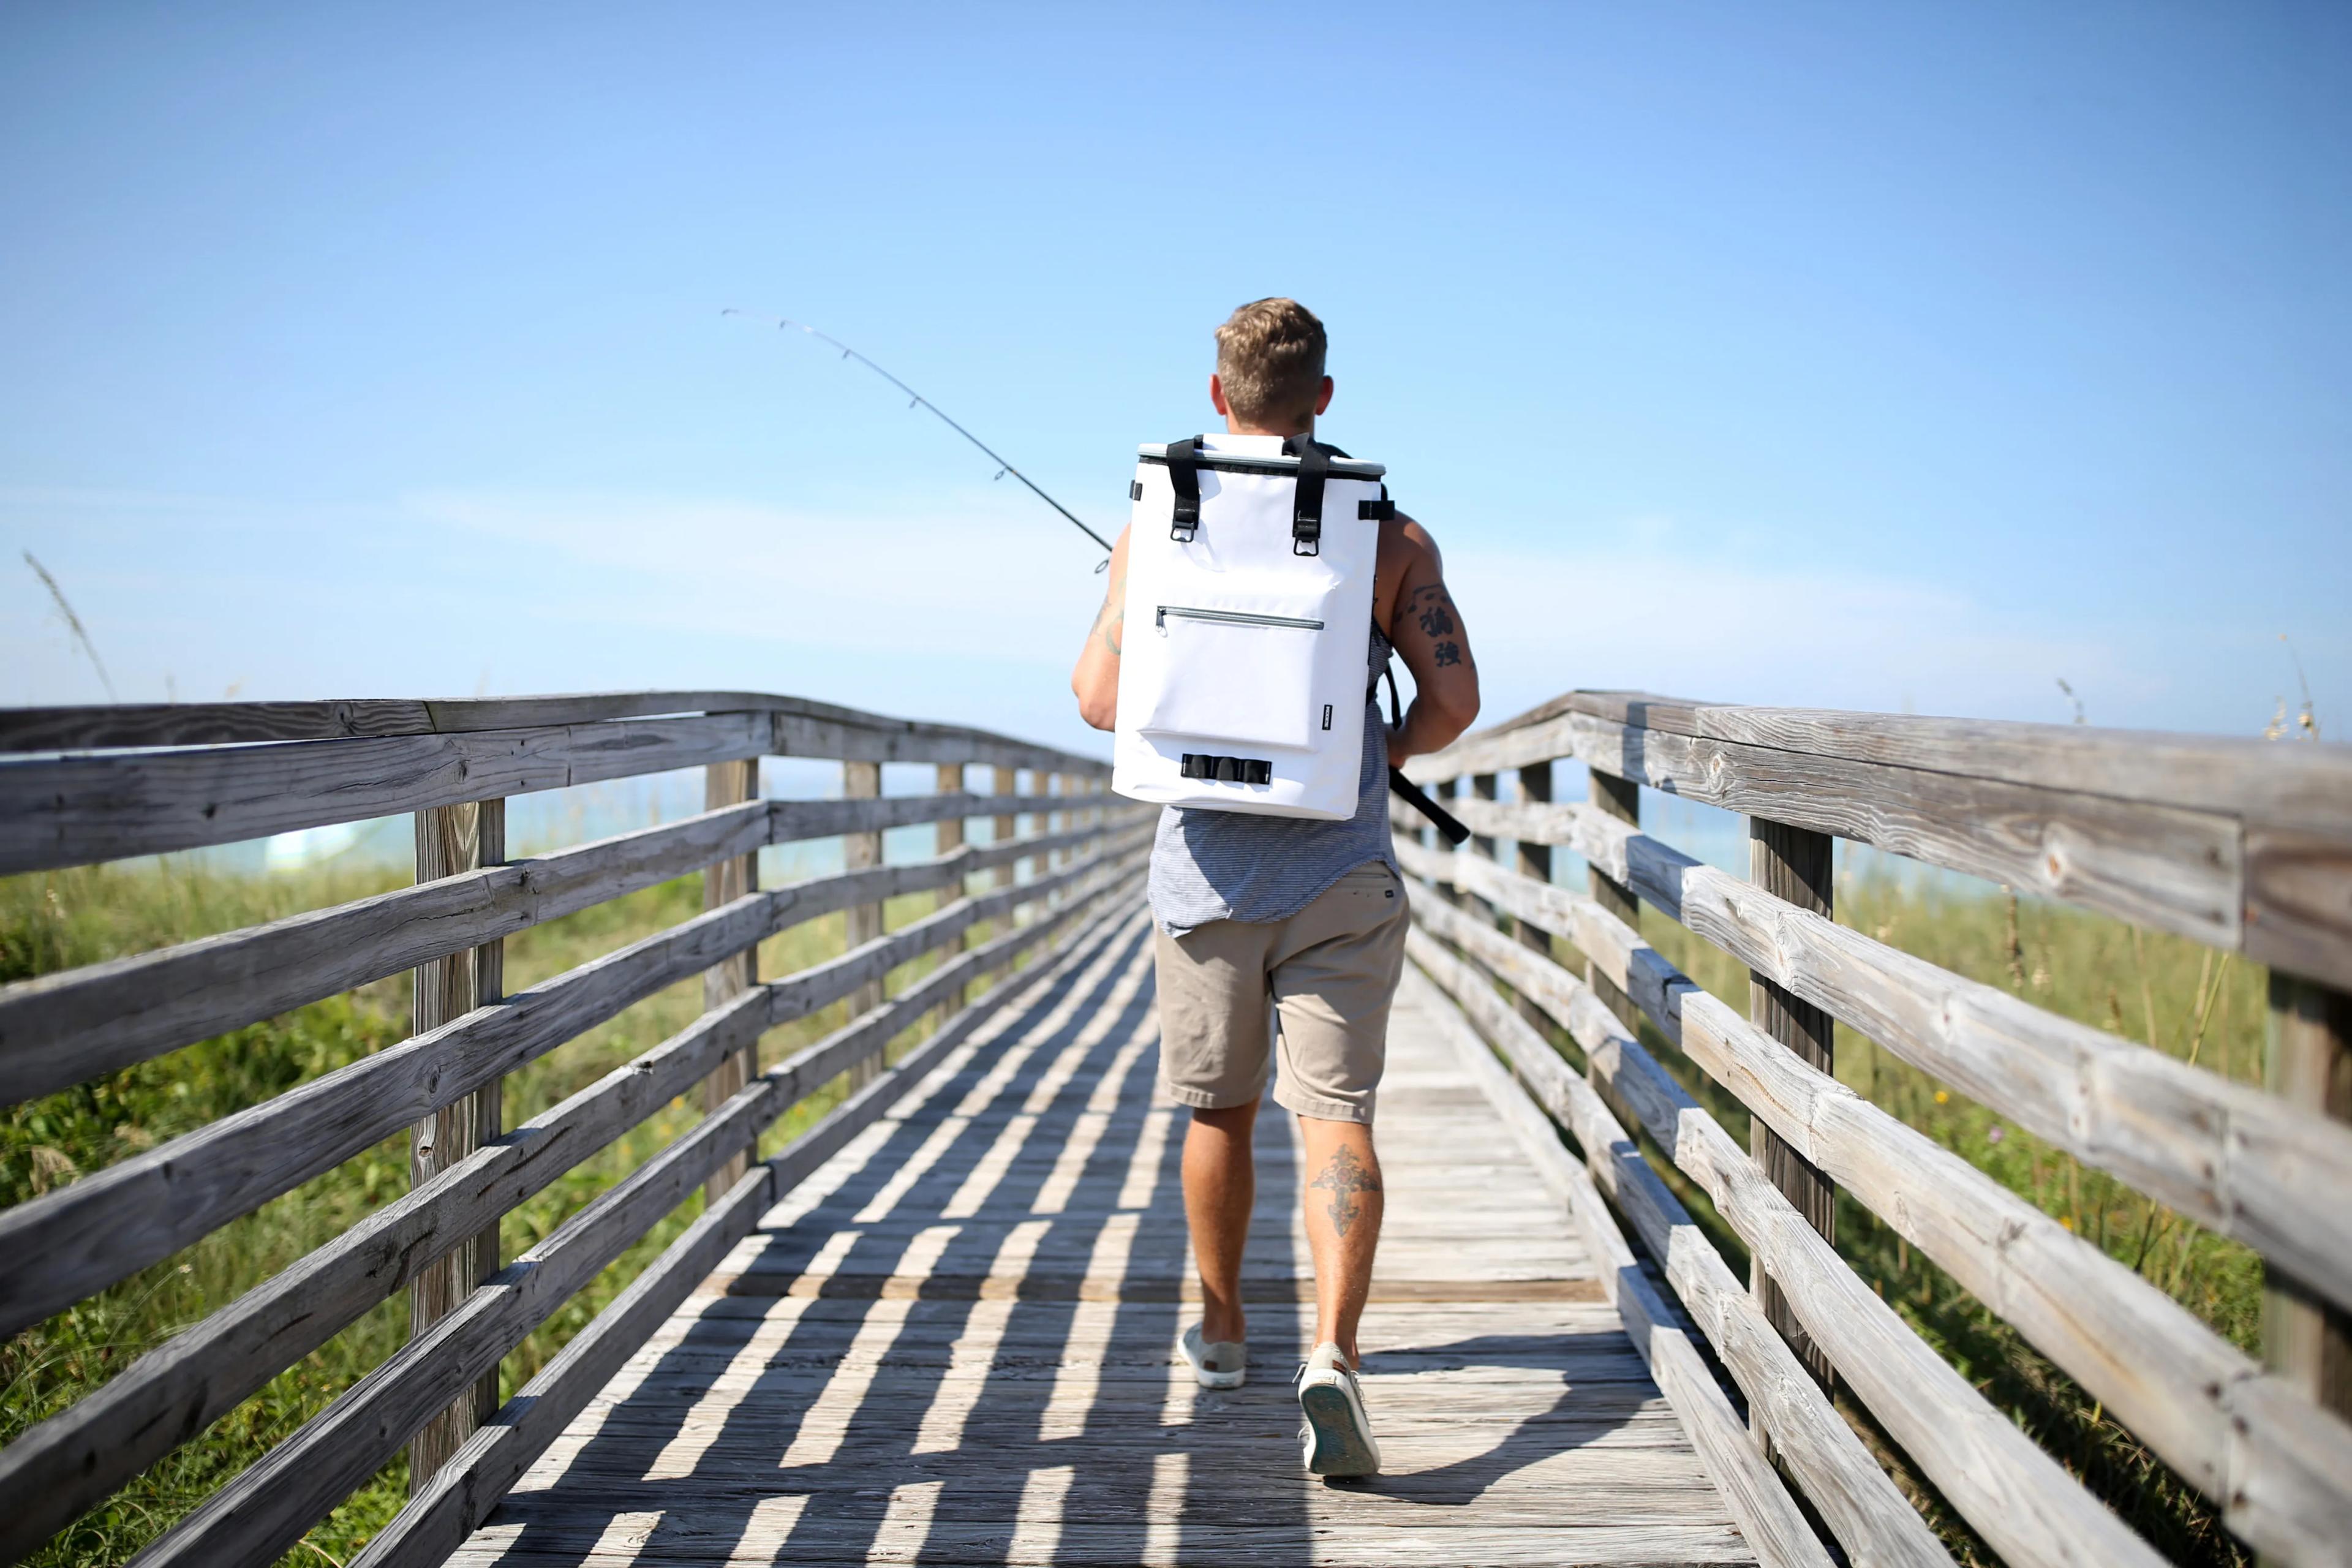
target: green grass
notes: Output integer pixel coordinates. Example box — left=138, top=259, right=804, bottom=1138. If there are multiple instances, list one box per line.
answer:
left=1622, top=866, right=2267, bottom=1567
left=1, top=853, right=1001, bottom=1567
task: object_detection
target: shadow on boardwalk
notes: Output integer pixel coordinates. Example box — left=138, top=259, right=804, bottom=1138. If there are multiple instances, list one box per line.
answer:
left=453, top=913, right=1747, bottom=1567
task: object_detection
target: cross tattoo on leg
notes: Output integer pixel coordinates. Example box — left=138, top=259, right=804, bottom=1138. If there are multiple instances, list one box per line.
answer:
left=1310, top=1145, right=1382, bottom=1238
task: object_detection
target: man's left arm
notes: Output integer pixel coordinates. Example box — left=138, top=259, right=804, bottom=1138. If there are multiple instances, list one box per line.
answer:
left=1071, top=524, right=1131, bottom=731
left=1381, top=517, right=1481, bottom=765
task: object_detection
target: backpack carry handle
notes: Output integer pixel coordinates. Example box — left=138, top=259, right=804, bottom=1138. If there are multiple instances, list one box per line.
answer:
left=1166, top=435, right=1204, bottom=541
left=1285, top=434, right=1332, bottom=556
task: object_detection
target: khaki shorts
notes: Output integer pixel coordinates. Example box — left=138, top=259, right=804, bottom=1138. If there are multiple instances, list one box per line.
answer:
left=1153, top=862, right=1409, bottom=1125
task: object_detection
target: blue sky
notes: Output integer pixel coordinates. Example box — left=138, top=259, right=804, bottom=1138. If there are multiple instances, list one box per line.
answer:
left=4, top=1, right=2346, bottom=759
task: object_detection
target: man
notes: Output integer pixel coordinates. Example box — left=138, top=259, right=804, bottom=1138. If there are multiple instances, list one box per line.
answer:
left=1070, top=298, right=1481, bottom=1476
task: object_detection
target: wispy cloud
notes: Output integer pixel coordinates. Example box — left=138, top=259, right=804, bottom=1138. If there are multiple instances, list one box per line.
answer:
left=405, top=487, right=1112, bottom=664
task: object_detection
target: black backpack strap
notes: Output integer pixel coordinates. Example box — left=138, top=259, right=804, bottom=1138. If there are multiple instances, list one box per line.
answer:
left=1166, top=435, right=1203, bottom=541
left=1283, top=434, right=1332, bottom=557
left=1360, top=482, right=1395, bottom=522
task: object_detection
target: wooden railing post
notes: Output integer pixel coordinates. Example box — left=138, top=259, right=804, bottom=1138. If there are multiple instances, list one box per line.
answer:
left=2264, top=972, right=2352, bottom=1448
left=1514, top=761, right=1555, bottom=1030
left=408, top=797, right=505, bottom=1491
left=699, top=758, right=760, bottom=1205
left=1468, top=772, right=1502, bottom=927
left=936, top=762, right=967, bottom=1022
left=1435, top=777, right=1463, bottom=909
left=845, top=760, right=884, bottom=1085
left=993, top=765, right=1019, bottom=938
left=1587, top=771, right=1642, bottom=1025
left=1749, top=816, right=1837, bottom=1393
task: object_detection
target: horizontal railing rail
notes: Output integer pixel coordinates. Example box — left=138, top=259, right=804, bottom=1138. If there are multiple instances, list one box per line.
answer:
left=1399, top=688, right=2352, bottom=1568
left=0, top=689, right=1145, bottom=1567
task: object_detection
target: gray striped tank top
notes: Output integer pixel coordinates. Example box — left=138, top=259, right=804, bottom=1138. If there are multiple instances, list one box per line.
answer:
left=1148, top=624, right=1398, bottom=936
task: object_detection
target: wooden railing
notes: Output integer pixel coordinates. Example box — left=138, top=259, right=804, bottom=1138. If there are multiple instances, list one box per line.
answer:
left=0, top=691, right=1151, bottom=1567
left=1397, top=690, right=2352, bottom=1568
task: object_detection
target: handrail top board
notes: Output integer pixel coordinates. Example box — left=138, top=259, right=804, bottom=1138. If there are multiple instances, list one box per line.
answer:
left=1432, top=688, right=2352, bottom=835
left=0, top=688, right=1110, bottom=775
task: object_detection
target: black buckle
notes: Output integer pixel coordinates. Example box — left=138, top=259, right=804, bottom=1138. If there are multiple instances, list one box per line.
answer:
left=1284, top=434, right=1330, bottom=557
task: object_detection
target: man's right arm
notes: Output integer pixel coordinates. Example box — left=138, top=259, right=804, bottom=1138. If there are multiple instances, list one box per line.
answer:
left=1070, top=524, right=1131, bottom=731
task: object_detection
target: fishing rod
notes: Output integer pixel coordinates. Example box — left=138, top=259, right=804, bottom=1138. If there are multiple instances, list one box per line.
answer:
left=722, top=309, right=1114, bottom=556
left=728, top=309, right=1469, bottom=845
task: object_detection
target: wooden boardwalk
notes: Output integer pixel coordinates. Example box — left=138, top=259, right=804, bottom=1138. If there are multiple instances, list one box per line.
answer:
left=448, top=907, right=1754, bottom=1567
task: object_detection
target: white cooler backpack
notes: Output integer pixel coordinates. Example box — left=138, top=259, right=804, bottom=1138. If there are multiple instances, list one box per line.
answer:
left=1112, top=432, right=1394, bottom=820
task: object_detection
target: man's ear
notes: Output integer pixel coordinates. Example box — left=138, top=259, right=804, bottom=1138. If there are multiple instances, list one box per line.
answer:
left=1210, top=374, right=1230, bottom=417
left=1313, top=376, right=1334, bottom=416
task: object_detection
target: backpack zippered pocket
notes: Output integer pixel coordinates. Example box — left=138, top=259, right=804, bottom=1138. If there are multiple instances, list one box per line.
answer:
left=1138, top=601, right=1325, bottom=751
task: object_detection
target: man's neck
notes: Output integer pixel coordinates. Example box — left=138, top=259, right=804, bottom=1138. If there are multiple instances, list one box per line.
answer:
left=1225, top=421, right=1311, bottom=439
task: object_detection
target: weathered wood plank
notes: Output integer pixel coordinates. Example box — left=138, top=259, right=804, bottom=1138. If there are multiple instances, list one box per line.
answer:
left=2264, top=974, right=2352, bottom=1435
left=935, top=764, right=968, bottom=1021
left=1403, top=964, right=1836, bottom=1568
left=349, top=900, right=1149, bottom=1568
left=0, top=712, right=772, bottom=876
left=0, top=690, right=1113, bottom=776
left=0, top=793, right=1140, bottom=1106
left=767, top=710, right=1109, bottom=776
left=1400, top=827, right=2352, bottom=1317
left=1464, top=688, right=2352, bottom=842
left=1420, top=876, right=2352, bottom=1564
left=408, top=797, right=507, bottom=1489
left=1746, top=816, right=1834, bottom=1392
left=0, top=828, right=1144, bottom=1338
left=843, top=762, right=884, bottom=1090
left=1409, top=712, right=2246, bottom=955
left=129, top=1062, right=798, bottom=1566
left=1677, top=984, right=2352, bottom=1567
left=442, top=1521, right=1757, bottom=1568
left=0, top=867, right=1148, bottom=1562
left=1405, top=925, right=1950, bottom=1568
left=0, top=799, right=769, bottom=1105
left=353, top=1163, right=775, bottom=1568
left=1403, top=930, right=2169, bottom=1568
left=699, top=761, right=762, bottom=1205
left=1513, top=760, right=1555, bottom=1033
left=1558, top=690, right=2352, bottom=840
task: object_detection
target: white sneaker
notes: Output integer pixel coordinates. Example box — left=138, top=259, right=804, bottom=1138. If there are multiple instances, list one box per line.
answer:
left=1294, top=1341, right=1381, bottom=1476
left=1178, top=1323, right=1248, bottom=1389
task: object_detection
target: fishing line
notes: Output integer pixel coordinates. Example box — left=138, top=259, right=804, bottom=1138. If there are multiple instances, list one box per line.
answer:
left=723, top=310, right=1114, bottom=563
left=723, top=309, right=1469, bottom=842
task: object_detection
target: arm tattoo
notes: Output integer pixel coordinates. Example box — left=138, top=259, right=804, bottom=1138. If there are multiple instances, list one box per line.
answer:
left=1404, top=582, right=1457, bottom=640
left=1433, top=641, right=1461, bottom=667
left=1309, top=1145, right=1382, bottom=1238
left=1090, top=575, right=1125, bottom=656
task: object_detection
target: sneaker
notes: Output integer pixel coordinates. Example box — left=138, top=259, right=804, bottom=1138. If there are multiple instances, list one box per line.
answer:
left=1178, top=1323, right=1248, bottom=1389
left=1294, top=1341, right=1381, bottom=1476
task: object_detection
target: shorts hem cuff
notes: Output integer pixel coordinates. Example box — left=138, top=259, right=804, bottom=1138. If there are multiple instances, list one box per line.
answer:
left=1272, top=1085, right=1375, bottom=1125
left=1159, top=1080, right=1265, bottom=1112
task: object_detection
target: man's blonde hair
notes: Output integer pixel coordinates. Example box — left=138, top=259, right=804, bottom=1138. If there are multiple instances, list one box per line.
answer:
left=1214, top=298, right=1327, bottom=428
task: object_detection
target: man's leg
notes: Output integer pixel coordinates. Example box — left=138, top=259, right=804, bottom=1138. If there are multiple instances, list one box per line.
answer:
left=1183, top=1099, right=1258, bottom=1345
left=1298, top=1114, right=1382, bottom=1366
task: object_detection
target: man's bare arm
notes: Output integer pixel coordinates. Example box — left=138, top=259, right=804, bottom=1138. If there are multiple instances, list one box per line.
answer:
left=1381, top=516, right=1480, bottom=766
left=1071, top=524, right=1131, bottom=731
